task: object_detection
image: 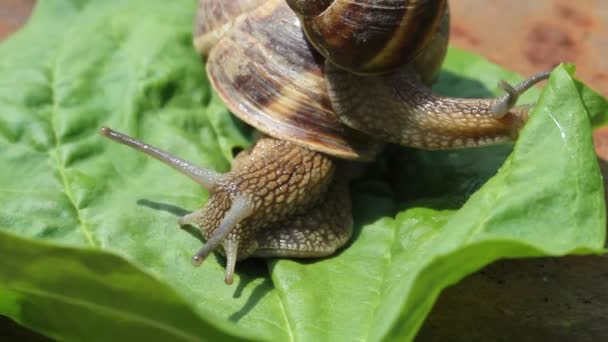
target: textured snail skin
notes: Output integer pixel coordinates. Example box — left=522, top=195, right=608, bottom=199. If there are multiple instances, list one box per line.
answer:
left=253, top=172, right=352, bottom=258
left=176, top=136, right=353, bottom=278
left=229, top=138, right=353, bottom=259
left=327, top=64, right=527, bottom=149
left=194, top=137, right=340, bottom=259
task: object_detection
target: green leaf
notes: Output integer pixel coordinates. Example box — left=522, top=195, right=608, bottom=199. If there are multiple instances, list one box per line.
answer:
left=0, top=1, right=605, bottom=341
left=0, top=231, right=250, bottom=341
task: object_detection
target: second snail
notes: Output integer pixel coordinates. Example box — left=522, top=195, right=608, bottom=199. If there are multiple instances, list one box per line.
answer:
left=101, top=0, right=551, bottom=284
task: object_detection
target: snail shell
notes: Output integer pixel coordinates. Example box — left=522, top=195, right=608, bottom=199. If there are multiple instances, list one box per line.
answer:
left=193, top=0, right=268, bottom=56
left=286, top=0, right=449, bottom=74
left=206, top=0, right=378, bottom=160
left=204, top=0, right=547, bottom=152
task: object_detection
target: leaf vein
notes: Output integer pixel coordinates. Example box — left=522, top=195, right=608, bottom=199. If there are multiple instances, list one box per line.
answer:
left=275, top=287, right=295, bottom=342
left=48, top=58, right=97, bottom=247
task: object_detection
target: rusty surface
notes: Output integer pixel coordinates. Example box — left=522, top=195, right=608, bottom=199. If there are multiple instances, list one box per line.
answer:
left=1, top=0, right=607, bottom=95
left=451, top=0, right=608, bottom=97
left=1, top=0, right=608, bottom=340
left=0, top=0, right=34, bottom=40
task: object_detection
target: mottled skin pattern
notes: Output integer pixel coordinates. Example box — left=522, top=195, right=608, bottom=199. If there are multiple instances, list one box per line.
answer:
left=326, top=63, right=529, bottom=148
left=185, top=137, right=342, bottom=260
left=254, top=176, right=352, bottom=257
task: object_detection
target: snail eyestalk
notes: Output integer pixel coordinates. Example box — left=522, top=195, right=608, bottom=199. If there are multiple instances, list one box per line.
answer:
left=223, top=240, right=238, bottom=285
left=491, top=70, right=552, bottom=117
left=191, top=195, right=253, bottom=267
left=99, top=127, right=221, bottom=190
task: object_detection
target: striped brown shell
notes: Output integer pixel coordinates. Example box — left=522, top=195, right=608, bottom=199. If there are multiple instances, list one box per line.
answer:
left=193, top=0, right=268, bottom=56
left=286, top=0, right=449, bottom=74
left=204, top=0, right=378, bottom=160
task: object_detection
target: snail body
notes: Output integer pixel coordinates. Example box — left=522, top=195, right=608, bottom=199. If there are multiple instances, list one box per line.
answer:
left=101, top=0, right=550, bottom=284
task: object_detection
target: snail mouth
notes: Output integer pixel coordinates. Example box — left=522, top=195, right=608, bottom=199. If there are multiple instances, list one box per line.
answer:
left=191, top=196, right=253, bottom=286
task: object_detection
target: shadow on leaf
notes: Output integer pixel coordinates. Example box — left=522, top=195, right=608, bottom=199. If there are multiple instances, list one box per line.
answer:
left=229, top=259, right=273, bottom=323
left=137, top=199, right=204, bottom=242
left=137, top=199, right=190, bottom=217
left=146, top=71, right=519, bottom=322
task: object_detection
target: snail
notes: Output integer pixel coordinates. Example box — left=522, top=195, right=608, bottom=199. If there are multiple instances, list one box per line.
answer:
left=101, top=0, right=550, bottom=284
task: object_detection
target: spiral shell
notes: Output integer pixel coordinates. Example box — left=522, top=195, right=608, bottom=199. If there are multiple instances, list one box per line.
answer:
left=286, top=0, right=448, bottom=74
left=193, top=0, right=268, bottom=56
left=206, top=0, right=378, bottom=160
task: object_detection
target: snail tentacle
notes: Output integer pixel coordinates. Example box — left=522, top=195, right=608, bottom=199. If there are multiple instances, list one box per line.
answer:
left=192, top=195, right=253, bottom=267
left=101, top=122, right=345, bottom=282
left=177, top=210, right=204, bottom=228
left=99, top=127, right=222, bottom=190
left=491, top=70, right=552, bottom=117
left=223, top=240, right=239, bottom=285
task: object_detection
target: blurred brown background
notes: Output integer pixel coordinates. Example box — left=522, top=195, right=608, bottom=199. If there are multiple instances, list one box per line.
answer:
left=1, top=0, right=607, bottom=340
left=452, top=0, right=608, bottom=97
left=0, top=0, right=33, bottom=40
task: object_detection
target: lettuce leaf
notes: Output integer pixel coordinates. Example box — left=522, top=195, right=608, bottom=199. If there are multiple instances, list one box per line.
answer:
left=0, top=0, right=605, bottom=341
